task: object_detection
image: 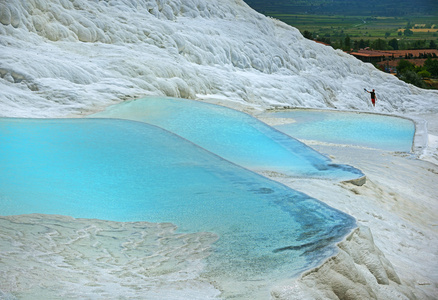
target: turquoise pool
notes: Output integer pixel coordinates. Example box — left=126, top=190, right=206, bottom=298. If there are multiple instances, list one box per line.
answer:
left=263, top=109, right=415, bottom=152
left=91, top=97, right=364, bottom=181
left=0, top=117, right=356, bottom=298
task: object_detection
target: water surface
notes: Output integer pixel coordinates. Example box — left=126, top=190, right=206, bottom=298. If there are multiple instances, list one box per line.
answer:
left=0, top=117, right=356, bottom=298
left=263, top=109, right=415, bottom=152
left=91, top=97, right=364, bottom=181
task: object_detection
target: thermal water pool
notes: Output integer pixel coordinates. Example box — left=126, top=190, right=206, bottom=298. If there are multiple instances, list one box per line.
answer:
left=262, top=109, right=415, bottom=152
left=91, top=97, right=364, bottom=181
left=0, top=117, right=355, bottom=299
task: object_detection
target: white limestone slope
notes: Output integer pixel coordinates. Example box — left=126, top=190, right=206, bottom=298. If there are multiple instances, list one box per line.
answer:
left=1, top=0, right=437, bottom=118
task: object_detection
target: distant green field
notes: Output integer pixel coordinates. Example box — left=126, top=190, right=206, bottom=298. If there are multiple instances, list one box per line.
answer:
left=269, top=13, right=438, bottom=47
left=244, top=0, right=438, bottom=18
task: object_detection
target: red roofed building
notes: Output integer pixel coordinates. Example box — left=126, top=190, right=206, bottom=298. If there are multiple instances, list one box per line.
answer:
left=350, top=49, right=386, bottom=64
left=349, top=49, right=438, bottom=74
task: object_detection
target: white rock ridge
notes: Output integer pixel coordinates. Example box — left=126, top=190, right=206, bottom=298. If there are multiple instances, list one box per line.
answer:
left=271, top=227, right=424, bottom=300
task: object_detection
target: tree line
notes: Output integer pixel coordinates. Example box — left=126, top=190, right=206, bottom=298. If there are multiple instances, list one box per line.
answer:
left=303, top=30, right=438, bottom=51
left=397, top=58, right=438, bottom=88
left=303, top=30, right=438, bottom=89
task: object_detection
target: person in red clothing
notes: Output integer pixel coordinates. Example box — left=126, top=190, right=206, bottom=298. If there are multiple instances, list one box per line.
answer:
left=365, top=89, right=376, bottom=106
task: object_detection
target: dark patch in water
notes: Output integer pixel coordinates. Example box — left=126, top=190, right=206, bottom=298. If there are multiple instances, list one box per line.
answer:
left=251, top=187, right=275, bottom=194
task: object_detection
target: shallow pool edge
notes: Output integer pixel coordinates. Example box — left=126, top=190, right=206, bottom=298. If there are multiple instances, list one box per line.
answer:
left=258, top=107, right=426, bottom=156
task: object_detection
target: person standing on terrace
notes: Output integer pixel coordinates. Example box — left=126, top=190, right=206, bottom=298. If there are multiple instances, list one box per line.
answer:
left=365, top=89, right=377, bottom=107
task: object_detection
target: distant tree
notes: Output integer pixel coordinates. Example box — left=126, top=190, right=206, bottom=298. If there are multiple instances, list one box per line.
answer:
left=385, top=32, right=391, bottom=39
left=424, top=58, right=438, bottom=77
left=429, top=40, right=437, bottom=49
left=317, top=37, right=331, bottom=45
left=389, top=38, right=399, bottom=50
left=338, top=39, right=344, bottom=50
left=358, top=39, right=367, bottom=49
left=412, top=40, right=427, bottom=49
left=371, top=38, right=388, bottom=50
left=404, top=29, right=413, bottom=36
left=397, top=59, right=415, bottom=74
left=417, top=69, right=431, bottom=78
left=353, top=40, right=359, bottom=51
left=399, top=70, right=428, bottom=88
left=344, top=35, right=351, bottom=51
left=303, top=30, right=313, bottom=40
